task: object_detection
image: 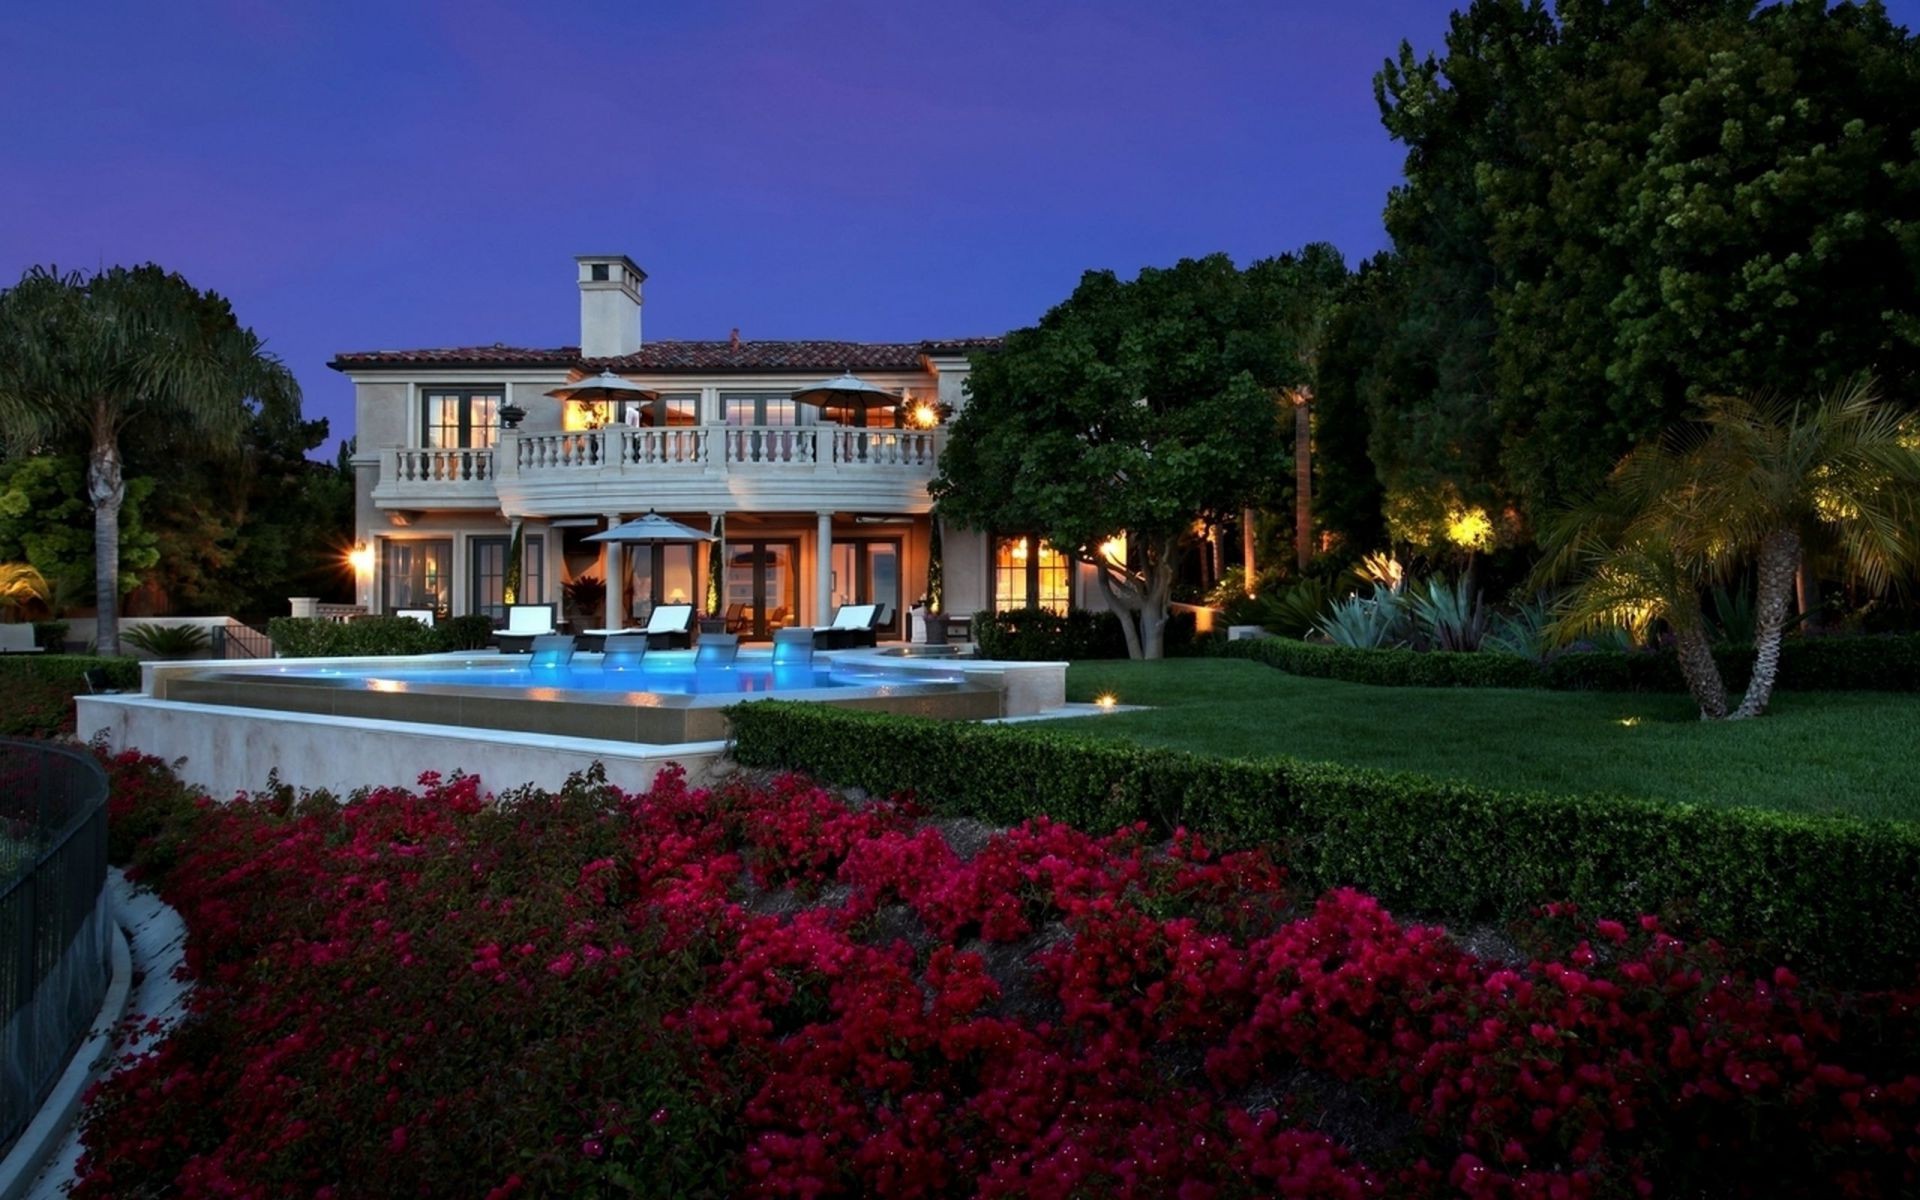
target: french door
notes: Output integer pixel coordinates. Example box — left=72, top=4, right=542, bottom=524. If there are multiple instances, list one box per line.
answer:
left=724, top=540, right=799, bottom=640
left=830, top=539, right=902, bottom=639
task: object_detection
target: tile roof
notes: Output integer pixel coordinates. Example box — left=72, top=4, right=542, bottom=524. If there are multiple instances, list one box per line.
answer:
left=329, top=338, right=1002, bottom=374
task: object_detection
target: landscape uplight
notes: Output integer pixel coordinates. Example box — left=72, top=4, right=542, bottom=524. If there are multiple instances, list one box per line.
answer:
left=1095, top=693, right=1118, bottom=710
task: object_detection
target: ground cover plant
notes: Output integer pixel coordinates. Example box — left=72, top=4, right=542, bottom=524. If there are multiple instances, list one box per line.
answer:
left=81, top=751, right=1920, bottom=1197
left=1057, top=659, right=1920, bottom=823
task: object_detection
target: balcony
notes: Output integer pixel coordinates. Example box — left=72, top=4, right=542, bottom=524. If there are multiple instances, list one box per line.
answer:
left=370, top=425, right=943, bottom=516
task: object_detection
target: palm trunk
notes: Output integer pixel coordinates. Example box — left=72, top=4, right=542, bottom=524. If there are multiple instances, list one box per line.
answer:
left=1732, top=527, right=1802, bottom=720
left=87, top=428, right=125, bottom=658
left=1294, top=389, right=1312, bottom=572
left=1672, top=620, right=1729, bottom=720
left=1241, top=508, right=1256, bottom=595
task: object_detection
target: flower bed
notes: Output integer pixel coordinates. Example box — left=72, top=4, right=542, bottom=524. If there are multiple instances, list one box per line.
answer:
left=79, top=752, right=1920, bottom=1197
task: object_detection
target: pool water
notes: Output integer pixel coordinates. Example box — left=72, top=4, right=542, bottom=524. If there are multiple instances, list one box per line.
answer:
left=278, top=656, right=962, bottom=697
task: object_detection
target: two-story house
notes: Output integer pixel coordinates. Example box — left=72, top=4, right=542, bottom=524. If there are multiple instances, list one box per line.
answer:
left=331, top=253, right=1082, bottom=639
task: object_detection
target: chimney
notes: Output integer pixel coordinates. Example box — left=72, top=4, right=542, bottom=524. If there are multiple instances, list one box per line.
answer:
left=729, top=327, right=741, bottom=349
left=575, top=254, right=645, bottom=358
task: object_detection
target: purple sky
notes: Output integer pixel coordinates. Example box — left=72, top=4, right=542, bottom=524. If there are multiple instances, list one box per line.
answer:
left=5, top=1, right=1916, bottom=458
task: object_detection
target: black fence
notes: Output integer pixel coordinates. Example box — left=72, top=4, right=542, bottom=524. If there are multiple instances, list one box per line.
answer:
left=0, top=737, right=111, bottom=1157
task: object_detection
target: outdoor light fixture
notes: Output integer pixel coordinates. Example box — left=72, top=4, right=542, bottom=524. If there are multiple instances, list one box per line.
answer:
left=347, top=543, right=374, bottom=573
left=907, top=399, right=942, bottom=429
left=1095, top=693, right=1118, bottom=710
left=498, top=401, right=527, bottom=430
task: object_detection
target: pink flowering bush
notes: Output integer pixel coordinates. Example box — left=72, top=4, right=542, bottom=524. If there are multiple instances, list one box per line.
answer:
left=75, top=751, right=1920, bottom=1197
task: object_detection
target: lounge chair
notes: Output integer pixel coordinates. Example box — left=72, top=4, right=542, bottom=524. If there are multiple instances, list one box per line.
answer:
left=771, top=626, right=815, bottom=668
left=395, top=608, right=436, bottom=627
left=600, top=633, right=649, bottom=671
left=722, top=602, right=749, bottom=634
left=0, top=624, right=42, bottom=654
left=492, top=603, right=558, bottom=654
left=694, top=633, right=740, bottom=669
left=642, top=603, right=695, bottom=650
left=528, top=634, right=576, bottom=670
left=811, top=603, right=878, bottom=650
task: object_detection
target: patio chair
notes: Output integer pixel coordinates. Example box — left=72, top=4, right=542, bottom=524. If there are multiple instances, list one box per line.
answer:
left=600, top=633, right=649, bottom=671
left=395, top=608, right=436, bottom=627
left=811, top=603, right=877, bottom=650
left=771, top=626, right=815, bottom=669
left=722, top=602, right=749, bottom=634
left=694, top=633, right=740, bottom=669
left=642, top=603, right=695, bottom=650
left=528, top=634, right=576, bottom=670
left=493, top=603, right=558, bottom=654
left=0, top=624, right=42, bottom=654
left=871, top=603, right=894, bottom=642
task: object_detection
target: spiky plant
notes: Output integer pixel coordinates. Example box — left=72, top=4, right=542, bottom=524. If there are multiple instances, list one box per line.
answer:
left=1407, top=573, right=1489, bottom=651
left=1313, top=587, right=1408, bottom=649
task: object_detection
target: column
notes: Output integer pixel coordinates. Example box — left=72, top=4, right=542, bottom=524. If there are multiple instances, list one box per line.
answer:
left=815, top=510, right=834, bottom=625
left=603, top=513, right=626, bottom=631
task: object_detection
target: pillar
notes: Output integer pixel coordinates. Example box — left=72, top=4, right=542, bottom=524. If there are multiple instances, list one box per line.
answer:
left=815, top=510, right=834, bottom=625
left=603, top=513, right=625, bottom=631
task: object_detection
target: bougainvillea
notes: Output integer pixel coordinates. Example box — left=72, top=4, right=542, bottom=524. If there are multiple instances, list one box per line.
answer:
left=74, top=751, right=1920, bottom=1198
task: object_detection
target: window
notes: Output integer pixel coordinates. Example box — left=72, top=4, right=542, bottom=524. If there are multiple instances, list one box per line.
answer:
left=470, top=535, right=545, bottom=621
left=994, top=535, right=1070, bottom=614
left=590, top=263, right=610, bottom=282
left=623, top=394, right=699, bottom=426
left=383, top=539, right=453, bottom=615
left=723, top=394, right=798, bottom=426
left=422, top=388, right=501, bottom=449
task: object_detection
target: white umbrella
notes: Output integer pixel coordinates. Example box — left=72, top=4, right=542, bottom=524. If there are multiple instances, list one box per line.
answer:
left=791, top=370, right=901, bottom=427
left=545, top=370, right=661, bottom=404
left=584, top=510, right=717, bottom=544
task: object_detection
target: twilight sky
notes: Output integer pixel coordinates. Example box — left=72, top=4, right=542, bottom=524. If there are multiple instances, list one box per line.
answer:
left=5, top=1, right=1916, bottom=458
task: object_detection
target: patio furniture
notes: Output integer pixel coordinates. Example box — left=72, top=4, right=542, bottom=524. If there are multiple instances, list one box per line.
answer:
left=493, top=603, right=558, bottom=654
left=722, top=602, right=749, bottom=634
left=600, top=633, right=649, bottom=671
left=694, top=633, right=740, bottom=669
left=576, top=626, right=644, bottom=653
left=82, top=667, right=124, bottom=694
left=528, top=634, right=576, bottom=670
left=811, top=603, right=878, bottom=650
left=642, top=603, right=695, bottom=650
left=0, top=624, right=42, bottom=654
left=771, top=626, right=815, bottom=668
left=395, top=608, right=436, bottom=627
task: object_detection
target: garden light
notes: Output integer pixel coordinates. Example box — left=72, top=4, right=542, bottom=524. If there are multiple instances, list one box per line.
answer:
left=1095, top=693, right=1118, bottom=709
left=347, top=543, right=374, bottom=573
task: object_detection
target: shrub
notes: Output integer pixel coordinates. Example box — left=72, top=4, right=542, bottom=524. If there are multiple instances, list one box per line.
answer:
left=0, top=655, right=140, bottom=738
left=33, top=619, right=68, bottom=651
left=727, top=699, right=1920, bottom=984
left=435, top=613, right=498, bottom=651
left=975, top=607, right=1199, bottom=660
left=1223, top=632, right=1920, bottom=694
left=267, top=615, right=445, bottom=657
left=121, top=623, right=210, bottom=658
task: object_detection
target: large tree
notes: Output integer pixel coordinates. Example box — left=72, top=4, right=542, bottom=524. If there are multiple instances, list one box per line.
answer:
left=1370, top=0, right=1920, bottom=520
left=0, top=265, right=298, bottom=654
left=932, top=255, right=1295, bottom=658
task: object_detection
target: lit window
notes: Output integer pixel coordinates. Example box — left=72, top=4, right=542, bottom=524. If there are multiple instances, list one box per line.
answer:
left=995, top=535, right=1070, bottom=614
left=422, top=389, right=501, bottom=449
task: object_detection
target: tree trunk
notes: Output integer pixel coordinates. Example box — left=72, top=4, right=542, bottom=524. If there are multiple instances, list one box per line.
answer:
left=1795, top=560, right=1817, bottom=633
left=1093, top=566, right=1143, bottom=660
left=1294, top=389, right=1312, bottom=572
left=87, top=428, right=126, bottom=658
left=1241, top=508, right=1256, bottom=595
left=1671, top=620, right=1729, bottom=720
left=1092, top=535, right=1176, bottom=660
left=1210, top=525, right=1223, bottom=588
left=1732, top=527, right=1802, bottom=720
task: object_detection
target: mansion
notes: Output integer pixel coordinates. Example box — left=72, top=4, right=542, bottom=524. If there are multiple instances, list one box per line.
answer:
left=333, top=254, right=1093, bottom=638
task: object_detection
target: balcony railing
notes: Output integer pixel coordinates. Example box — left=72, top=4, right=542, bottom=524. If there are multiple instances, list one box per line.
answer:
left=374, top=426, right=943, bottom=511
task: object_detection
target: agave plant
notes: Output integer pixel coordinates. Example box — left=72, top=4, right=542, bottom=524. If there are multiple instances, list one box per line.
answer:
left=1225, top=577, right=1334, bottom=639
left=1356, top=551, right=1406, bottom=595
left=122, top=622, right=211, bottom=658
left=1313, top=587, right=1408, bottom=649
left=1407, top=573, right=1488, bottom=651
left=1483, top=598, right=1553, bottom=659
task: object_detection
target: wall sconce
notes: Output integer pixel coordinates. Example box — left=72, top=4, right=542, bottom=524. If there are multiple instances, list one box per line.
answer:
left=347, top=543, right=375, bottom=573
left=498, top=401, right=527, bottom=430
left=907, top=399, right=942, bottom=430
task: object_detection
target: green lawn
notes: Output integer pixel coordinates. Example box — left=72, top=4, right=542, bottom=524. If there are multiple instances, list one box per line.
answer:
left=1057, top=659, right=1920, bottom=822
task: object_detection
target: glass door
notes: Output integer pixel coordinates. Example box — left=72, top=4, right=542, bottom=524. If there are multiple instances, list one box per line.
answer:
left=828, top=539, right=902, bottom=639
left=725, top=540, right=799, bottom=640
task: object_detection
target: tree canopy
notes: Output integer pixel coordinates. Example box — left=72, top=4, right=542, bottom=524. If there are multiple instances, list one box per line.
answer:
left=934, top=252, right=1334, bottom=657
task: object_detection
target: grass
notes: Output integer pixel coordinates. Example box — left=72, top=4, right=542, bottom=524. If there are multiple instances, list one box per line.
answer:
left=1057, top=658, right=1920, bottom=822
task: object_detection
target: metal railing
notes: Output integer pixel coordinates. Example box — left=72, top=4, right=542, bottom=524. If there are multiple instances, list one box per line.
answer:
left=210, top=619, right=274, bottom=660
left=0, top=738, right=111, bottom=1157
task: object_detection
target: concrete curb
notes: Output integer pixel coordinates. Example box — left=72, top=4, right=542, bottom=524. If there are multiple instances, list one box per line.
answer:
left=0, top=913, right=133, bottom=1200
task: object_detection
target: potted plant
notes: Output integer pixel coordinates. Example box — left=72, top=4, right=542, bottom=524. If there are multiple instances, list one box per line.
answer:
left=920, top=519, right=951, bottom=644
left=699, top=515, right=729, bottom=635
left=562, top=573, right=605, bottom=629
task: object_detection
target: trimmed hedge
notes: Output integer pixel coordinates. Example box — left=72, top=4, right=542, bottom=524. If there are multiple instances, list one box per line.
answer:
left=268, top=615, right=450, bottom=658
left=0, top=654, right=142, bottom=738
left=1223, top=632, right=1920, bottom=693
left=973, top=607, right=1200, bottom=660
left=727, top=699, right=1920, bottom=984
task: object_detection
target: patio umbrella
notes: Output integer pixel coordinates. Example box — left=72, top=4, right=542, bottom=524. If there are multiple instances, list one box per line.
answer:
left=583, top=510, right=721, bottom=625
left=546, top=370, right=660, bottom=423
left=790, top=370, right=901, bottom=428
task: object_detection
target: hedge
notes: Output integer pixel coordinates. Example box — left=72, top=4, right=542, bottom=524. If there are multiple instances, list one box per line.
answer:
left=727, top=699, right=1920, bottom=985
left=1222, top=632, right=1920, bottom=693
left=973, top=607, right=1199, bottom=660
left=0, top=654, right=142, bottom=738
left=268, top=615, right=454, bottom=657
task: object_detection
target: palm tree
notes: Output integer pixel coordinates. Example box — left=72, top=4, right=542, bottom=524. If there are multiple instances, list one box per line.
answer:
left=1534, top=443, right=1731, bottom=720
left=0, top=266, right=297, bottom=655
left=1682, top=379, right=1920, bottom=719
